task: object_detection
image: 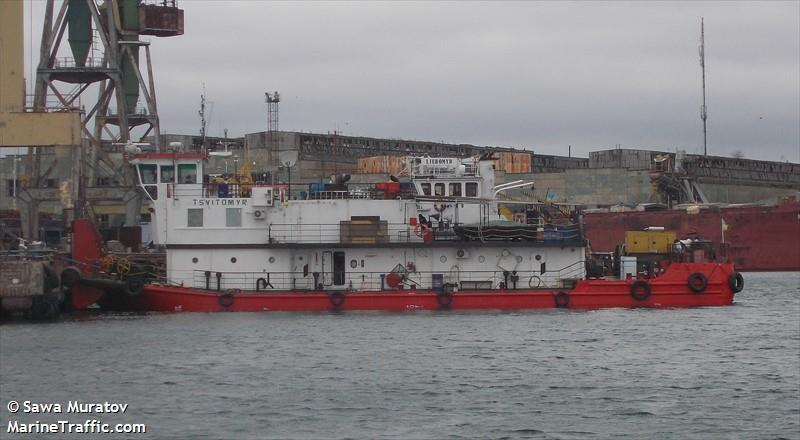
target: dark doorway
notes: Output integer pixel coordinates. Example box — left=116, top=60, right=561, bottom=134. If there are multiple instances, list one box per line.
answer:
left=333, top=251, right=346, bottom=285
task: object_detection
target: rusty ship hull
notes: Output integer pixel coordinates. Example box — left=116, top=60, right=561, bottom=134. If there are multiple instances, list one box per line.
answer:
left=584, top=202, right=800, bottom=271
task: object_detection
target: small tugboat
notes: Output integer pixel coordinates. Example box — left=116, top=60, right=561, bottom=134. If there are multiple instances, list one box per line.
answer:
left=60, top=219, right=151, bottom=312
left=72, top=152, right=743, bottom=312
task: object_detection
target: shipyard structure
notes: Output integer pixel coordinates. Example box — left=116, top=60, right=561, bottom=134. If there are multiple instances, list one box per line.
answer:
left=2, top=129, right=798, bottom=247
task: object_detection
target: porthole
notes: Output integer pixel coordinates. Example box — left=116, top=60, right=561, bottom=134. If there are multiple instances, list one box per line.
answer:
left=192, top=257, right=198, bottom=264
left=516, top=256, right=523, bottom=263
left=231, top=257, right=237, bottom=263
left=350, top=259, right=358, bottom=268
left=478, top=256, right=485, bottom=263
left=268, top=256, right=276, bottom=264
left=535, top=254, right=542, bottom=261
left=440, top=255, right=447, bottom=263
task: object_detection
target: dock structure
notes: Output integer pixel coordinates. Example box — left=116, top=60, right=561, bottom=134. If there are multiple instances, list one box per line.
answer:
left=233, top=131, right=800, bottom=207
left=2, top=129, right=799, bottom=247
left=0, top=259, right=61, bottom=320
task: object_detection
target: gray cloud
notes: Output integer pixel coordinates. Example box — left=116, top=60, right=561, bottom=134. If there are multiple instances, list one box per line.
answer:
left=25, top=1, right=800, bottom=161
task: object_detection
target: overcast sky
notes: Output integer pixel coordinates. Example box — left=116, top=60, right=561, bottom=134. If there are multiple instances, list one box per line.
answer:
left=23, top=1, right=800, bottom=162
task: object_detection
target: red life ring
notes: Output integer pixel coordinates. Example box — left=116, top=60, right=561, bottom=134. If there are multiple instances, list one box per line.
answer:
left=386, top=272, right=403, bottom=288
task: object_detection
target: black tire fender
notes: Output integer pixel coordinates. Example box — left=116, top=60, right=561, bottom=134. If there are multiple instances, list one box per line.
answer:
left=124, top=277, right=145, bottom=296
left=728, top=272, right=744, bottom=293
left=60, top=267, right=82, bottom=288
left=554, top=291, right=570, bottom=308
left=687, top=272, right=708, bottom=293
left=218, top=291, right=235, bottom=308
left=630, top=280, right=651, bottom=301
left=30, top=296, right=59, bottom=321
left=43, top=265, right=60, bottom=291
left=436, top=291, right=453, bottom=308
left=329, top=291, right=346, bottom=307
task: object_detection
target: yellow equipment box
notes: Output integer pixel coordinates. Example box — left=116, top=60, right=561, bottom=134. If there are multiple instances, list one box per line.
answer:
left=625, top=231, right=676, bottom=254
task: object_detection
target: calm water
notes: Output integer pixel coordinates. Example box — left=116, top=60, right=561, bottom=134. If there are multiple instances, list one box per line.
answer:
left=1, top=272, right=798, bottom=440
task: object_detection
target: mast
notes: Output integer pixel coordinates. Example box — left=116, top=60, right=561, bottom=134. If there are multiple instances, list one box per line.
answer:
left=199, top=83, right=207, bottom=150
left=700, top=18, right=708, bottom=156
left=265, top=91, right=280, bottom=169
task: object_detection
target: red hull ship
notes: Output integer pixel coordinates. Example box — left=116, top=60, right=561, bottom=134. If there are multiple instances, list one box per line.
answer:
left=584, top=202, right=800, bottom=271
left=63, top=153, right=743, bottom=314
left=139, top=261, right=737, bottom=313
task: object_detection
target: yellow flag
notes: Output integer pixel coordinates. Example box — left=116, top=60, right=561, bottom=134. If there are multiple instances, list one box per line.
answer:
left=721, top=218, right=729, bottom=232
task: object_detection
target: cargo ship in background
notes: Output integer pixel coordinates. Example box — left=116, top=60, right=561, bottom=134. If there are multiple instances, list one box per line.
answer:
left=584, top=201, right=800, bottom=272
left=511, top=197, right=800, bottom=273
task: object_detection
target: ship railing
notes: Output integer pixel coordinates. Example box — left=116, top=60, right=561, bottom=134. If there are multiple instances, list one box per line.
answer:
left=169, top=183, right=277, bottom=199
left=303, top=187, right=417, bottom=200
left=306, top=190, right=366, bottom=200
left=267, top=223, right=432, bottom=244
left=554, top=260, right=587, bottom=282
left=200, top=183, right=255, bottom=198
left=410, top=162, right=479, bottom=178
left=170, top=182, right=417, bottom=201
left=190, top=265, right=586, bottom=292
left=266, top=222, right=584, bottom=245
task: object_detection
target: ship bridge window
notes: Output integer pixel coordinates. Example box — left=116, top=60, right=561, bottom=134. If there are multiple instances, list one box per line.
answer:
left=466, top=182, right=478, bottom=197
left=145, top=186, right=158, bottom=200
left=434, top=183, right=445, bottom=196
left=449, top=182, right=462, bottom=197
left=139, top=164, right=157, bottom=185
left=420, top=183, right=431, bottom=195
left=160, top=165, right=175, bottom=183
left=178, top=164, right=197, bottom=184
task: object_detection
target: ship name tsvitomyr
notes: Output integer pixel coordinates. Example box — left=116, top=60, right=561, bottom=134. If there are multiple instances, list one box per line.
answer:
left=192, top=199, right=248, bottom=206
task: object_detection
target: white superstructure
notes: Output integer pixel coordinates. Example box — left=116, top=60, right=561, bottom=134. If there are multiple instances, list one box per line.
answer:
left=131, top=153, right=586, bottom=293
